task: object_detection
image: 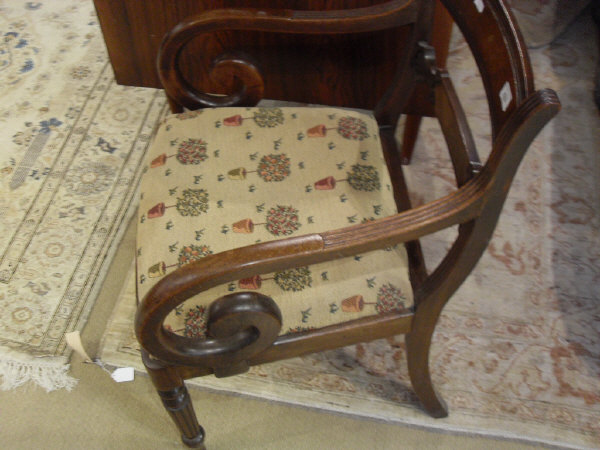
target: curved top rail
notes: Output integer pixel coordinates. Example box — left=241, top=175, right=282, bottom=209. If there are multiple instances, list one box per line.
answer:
left=158, top=0, right=420, bottom=109
left=164, top=0, right=418, bottom=39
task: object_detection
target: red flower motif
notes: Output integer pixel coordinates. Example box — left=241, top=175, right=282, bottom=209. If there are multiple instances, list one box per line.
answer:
left=266, top=205, right=301, bottom=236
left=375, top=283, right=407, bottom=314
left=184, top=305, right=208, bottom=338
left=176, top=138, right=208, bottom=165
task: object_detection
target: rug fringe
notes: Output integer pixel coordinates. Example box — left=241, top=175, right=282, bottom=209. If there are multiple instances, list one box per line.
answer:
left=0, top=351, right=77, bottom=392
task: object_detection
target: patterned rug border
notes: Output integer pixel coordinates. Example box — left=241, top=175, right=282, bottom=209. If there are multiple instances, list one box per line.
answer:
left=0, top=0, right=169, bottom=391
left=54, top=90, right=168, bottom=357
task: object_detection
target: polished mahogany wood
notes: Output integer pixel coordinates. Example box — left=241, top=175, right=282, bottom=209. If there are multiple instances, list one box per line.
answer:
left=95, top=0, right=414, bottom=110
left=131, top=0, right=559, bottom=446
left=435, top=69, right=481, bottom=186
left=93, top=0, right=452, bottom=161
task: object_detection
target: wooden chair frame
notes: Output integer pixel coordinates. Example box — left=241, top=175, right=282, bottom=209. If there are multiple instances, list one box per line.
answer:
left=134, top=0, right=560, bottom=447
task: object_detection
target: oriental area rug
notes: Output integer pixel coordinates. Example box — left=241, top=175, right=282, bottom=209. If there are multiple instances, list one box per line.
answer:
left=100, top=11, right=599, bottom=450
left=0, top=1, right=166, bottom=390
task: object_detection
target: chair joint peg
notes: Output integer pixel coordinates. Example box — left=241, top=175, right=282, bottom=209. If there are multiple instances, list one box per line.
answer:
left=414, top=41, right=440, bottom=83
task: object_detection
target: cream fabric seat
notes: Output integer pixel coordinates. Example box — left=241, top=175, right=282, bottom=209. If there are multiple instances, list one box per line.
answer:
left=136, top=106, right=413, bottom=337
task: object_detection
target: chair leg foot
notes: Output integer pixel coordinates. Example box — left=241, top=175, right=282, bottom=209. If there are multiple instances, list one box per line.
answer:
left=405, top=332, right=448, bottom=418
left=158, top=385, right=206, bottom=448
left=181, top=431, right=206, bottom=449
left=142, top=352, right=206, bottom=447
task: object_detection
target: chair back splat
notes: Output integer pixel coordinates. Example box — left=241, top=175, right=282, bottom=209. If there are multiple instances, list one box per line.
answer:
left=133, top=0, right=559, bottom=446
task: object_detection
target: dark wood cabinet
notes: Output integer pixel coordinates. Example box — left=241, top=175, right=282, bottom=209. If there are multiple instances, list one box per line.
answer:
left=93, top=0, right=451, bottom=114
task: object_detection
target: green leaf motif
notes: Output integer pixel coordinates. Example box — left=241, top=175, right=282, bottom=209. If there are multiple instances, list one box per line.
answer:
left=253, top=108, right=284, bottom=128
left=301, top=307, right=312, bottom=323
left=175, top=188, right=209, bottom=216
left=347, top=164, right=380, bottom=192
left=274, top=267, right=312, bottom=292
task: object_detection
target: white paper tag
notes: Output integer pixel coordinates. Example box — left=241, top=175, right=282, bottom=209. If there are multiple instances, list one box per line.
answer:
left=499, top=81, right=513, bottom=111
left=111, top=367, right=135, bottom=383
left=474, top=0, right=485, bottom=12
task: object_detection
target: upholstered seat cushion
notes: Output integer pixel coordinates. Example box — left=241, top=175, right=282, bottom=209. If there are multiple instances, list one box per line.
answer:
left=136, top=107, right=413, bottom=337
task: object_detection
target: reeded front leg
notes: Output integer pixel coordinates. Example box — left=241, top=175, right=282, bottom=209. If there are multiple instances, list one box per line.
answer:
left=142, top=351, right=206, bottom=448
left=158, top=384, right=206, bottom=448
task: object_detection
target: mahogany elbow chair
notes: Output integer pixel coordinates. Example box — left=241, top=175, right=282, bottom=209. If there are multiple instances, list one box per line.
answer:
left=133, top=0, right=560, bottom=447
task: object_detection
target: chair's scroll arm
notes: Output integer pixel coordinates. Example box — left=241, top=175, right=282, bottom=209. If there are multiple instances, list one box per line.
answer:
left=136, top=176, right=486, bottom=368
left=158, top=0, right=420, bottom=110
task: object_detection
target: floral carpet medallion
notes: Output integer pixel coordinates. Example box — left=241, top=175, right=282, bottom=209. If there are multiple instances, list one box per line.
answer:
left=0, top=1, right=166, bottom=389
left=101, top=12, right=599, bottom=448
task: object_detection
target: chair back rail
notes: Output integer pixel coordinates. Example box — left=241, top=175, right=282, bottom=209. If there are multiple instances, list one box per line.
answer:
left=157, top=0, right=428, bottom=115
left=439, top=0, right=534, bottom=138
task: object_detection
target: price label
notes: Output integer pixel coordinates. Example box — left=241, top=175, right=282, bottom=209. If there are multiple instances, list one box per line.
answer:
left=499, top=82, right=513, bottom=112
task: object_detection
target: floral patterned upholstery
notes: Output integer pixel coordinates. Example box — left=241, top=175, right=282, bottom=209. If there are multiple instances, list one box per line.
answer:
left=136, top=107, right=413, bottom=337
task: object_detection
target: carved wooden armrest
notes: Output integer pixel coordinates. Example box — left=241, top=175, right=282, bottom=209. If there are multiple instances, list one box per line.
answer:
left=157, top=0, right=421, bottom=110
left=135, top=183, right=482, bottom=367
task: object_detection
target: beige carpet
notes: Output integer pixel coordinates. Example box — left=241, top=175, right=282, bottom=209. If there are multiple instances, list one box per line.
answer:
left=0, top=218, right=536, bottom=450
left=100, top=11, right=600, bottom=450
left=0, top=0, right=166, bottom=390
